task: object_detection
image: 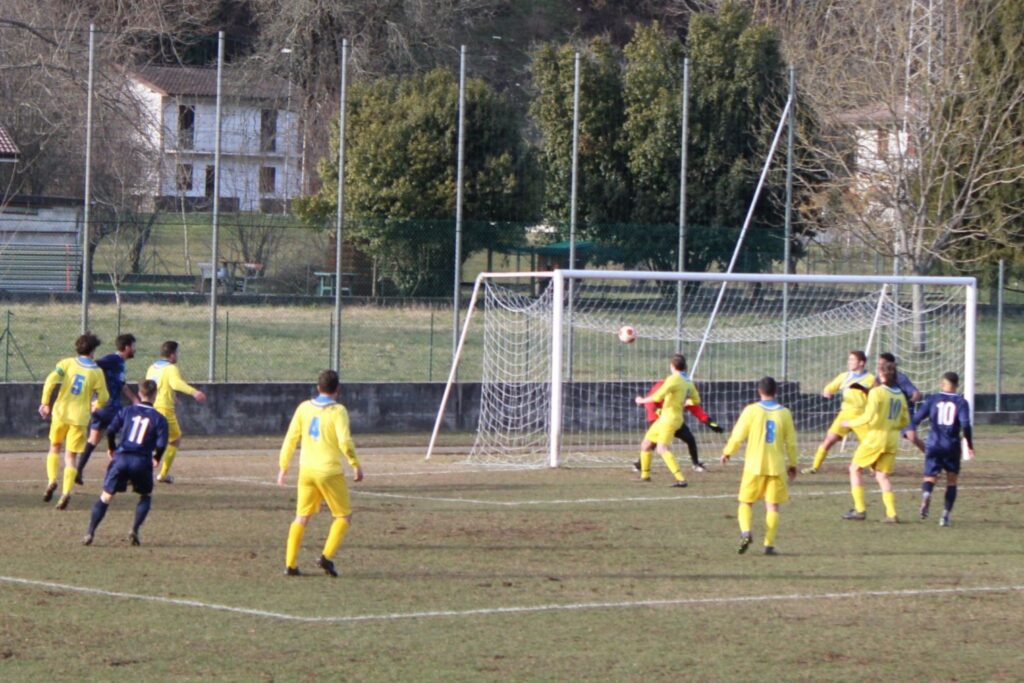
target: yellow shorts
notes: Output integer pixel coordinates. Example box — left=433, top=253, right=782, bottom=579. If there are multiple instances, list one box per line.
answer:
left=49, top=419, right=87, bottom=453
left=296, top=470, right=351, bottom=518
left=852, top=445, right=896, bottom=473
left=158, top=411, right=182, bottom=442
left=644, top=415, right=683, bottom=445
left=737, top=472, right=789, bottom=504
left=828, top=412, right=866, bottom=440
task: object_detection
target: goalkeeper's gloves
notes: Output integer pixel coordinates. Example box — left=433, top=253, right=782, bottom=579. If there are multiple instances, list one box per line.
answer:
left=707, top=420, right=724, bottom=433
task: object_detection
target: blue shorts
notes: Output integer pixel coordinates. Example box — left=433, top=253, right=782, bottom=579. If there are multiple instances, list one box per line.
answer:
left=102, top=454, right=154, bottom=496
left=89, top=404, right=121, bottom=431
left=924, top=448, right=961, bottom=477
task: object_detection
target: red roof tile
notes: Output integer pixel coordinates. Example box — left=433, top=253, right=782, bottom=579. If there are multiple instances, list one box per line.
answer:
left=128, top=65, right=293, bottom=102
left=0, top=124, right=20, bottom=160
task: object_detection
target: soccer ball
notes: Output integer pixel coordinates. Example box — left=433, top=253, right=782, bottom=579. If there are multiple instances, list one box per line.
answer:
left=618, top=325, right=637, bottom=344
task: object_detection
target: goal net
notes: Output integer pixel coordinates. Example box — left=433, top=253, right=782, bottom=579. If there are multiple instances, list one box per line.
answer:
left=430, top=270, right=976, bottom=468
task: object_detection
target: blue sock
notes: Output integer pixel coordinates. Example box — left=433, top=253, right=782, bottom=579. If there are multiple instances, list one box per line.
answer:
left=87, top=499, right=109, bottom=535
left=922, top=481, right=935, bottom=496
left=133, top=495, right=152, bottom=534
left=78, top=441, right=97, bottom=475
left=944, top=486, right=957, bottom=514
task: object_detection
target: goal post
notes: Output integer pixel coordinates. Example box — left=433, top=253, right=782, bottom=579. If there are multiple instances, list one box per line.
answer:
left=428, top=269, right=976, bottom=469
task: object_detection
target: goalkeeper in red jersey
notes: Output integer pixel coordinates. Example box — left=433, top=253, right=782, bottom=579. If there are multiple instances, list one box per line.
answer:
left=633, top=366, right=724, bottom=473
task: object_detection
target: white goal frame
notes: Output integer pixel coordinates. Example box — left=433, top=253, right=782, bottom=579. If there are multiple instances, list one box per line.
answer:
left=427, top=269, right=977, bottom=468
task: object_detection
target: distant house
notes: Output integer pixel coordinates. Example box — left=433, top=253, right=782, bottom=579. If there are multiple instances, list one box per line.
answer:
left=833, top=101, right=918, bottom=225
left=0, top=195, right=82, bottom=293
left=126, top=65, right=301, bottom=213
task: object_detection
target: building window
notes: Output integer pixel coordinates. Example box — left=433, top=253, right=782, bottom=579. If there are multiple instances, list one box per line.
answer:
left=205, top=166, right=215, bottom=198
left=178, top=105, right=195, bottom=150
left=176, top=164, right=193, bottom=191
left=260, top=109, right=277, bottom=153
left=259, top=166, right=276, bottom=193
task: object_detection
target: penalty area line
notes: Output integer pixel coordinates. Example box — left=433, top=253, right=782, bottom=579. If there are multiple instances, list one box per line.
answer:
left=197, top=479, right=1022, bottom=507
left=1, top=575, right=1021, bottom=625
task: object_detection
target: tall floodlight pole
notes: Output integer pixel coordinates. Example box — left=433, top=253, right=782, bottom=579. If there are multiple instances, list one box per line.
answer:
left=567, top=52, right=581, bottom=381
left=81, top=24, right=96, bottom=333
left=281, top=47, right=293, bottom=215
left=781, top=65, right=796, bottom=379
left=675, top=58, right=689, bottom=345
left=332, top=39, right=349, bottom=372
left=452, top=45, right=467, bottom=367
left=207, top=32, right=224, bottom=381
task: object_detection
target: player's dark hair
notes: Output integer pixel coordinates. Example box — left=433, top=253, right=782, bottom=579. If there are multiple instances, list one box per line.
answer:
left=670, top=353, right=687, bottom=371
left=115, top=333, right=136, bottom=351
left=138, top=379, right=157, bottom=400
left=942, top=371, right=960, bottom=387
left=318, top=369, right=340, bottom=394
left=758, top=376, right=778, bottom=397
left=75, top=332, right=101, bottom=356
left=879, top=361, right=898, bottom=386
left=160, top=340, right=179, bottom=358
left=849, top=350, right=867, bottom=363
left=879, top=352, right=896, bottom=363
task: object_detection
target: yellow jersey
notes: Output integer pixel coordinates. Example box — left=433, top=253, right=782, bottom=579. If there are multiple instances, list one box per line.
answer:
left=824, top=370, right=875, bottom=415
left=40, top=356, right=110, bottom=427
left=279, top=396, right=360, bottom=476
left=846, top=384, right=908, bottom=454
left=146, top=359, right=199, bottom=414
left=650, top=372, right=698, bottom=425
left=723, top=400, right=798, bottom=476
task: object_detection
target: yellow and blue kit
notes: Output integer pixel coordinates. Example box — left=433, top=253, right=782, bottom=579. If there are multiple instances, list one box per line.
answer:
left=643, top=372, right=698, bottom=445
left=724, top=400, right=798, bottom=504
left=146, top=359, right=199, bottom=441
left=846, top=384, right=909, bottom=473
left=824, top=370, right=875, bottom=438
left=279, top=395, right=361, bottom=517
left=41, top=356, right=110, bottom=452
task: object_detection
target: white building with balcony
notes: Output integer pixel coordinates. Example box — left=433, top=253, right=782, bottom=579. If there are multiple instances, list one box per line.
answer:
left=127, top=65, right=301, bottom=213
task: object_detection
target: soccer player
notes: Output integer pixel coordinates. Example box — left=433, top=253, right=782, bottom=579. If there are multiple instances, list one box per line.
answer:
left=76, top=333, right=139, bottom=484
left=840, top=360, right=909, bottom=523
left=720, top=377, right=798, bottom=555
left=802, top=350, right=875, bottom=474
left=905, top=372, right=974, bottom=527
left=278, top=369, right=364, bottom=577
left=633, top=353, right=696, bottom=487
left=878, top=352, right=922, bottom=404
left=633, top=374, right=724, bottom=473
left=146, top=340, right=206, bottom=483
left=82, top=379, right=169, bottom=546
left=38, top=333, right=110, bottom=509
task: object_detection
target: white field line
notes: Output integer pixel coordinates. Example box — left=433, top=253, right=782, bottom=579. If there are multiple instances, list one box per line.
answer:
left=200, top=477, right=1021, bottom=507
left=1, top=575, right=1020, bottom=625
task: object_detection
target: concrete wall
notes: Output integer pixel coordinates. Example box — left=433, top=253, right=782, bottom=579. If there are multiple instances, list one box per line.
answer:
left=1, top=382, right=482, bottom=438
left=3, top=381, right=1021, bottom=438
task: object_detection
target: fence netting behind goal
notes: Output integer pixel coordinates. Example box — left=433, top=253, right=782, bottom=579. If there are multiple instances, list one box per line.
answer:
left=468, top=276, right=966, bottom=468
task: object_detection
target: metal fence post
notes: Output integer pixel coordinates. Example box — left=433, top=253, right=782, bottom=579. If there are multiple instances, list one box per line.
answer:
left=81, top=24, right=96, bottom=333
left=996, top=259, right=1004, bottom=411
left=208, top=31, right=224, bottom=381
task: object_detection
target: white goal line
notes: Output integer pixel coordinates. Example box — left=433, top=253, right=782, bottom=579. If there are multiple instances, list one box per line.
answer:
left=1, top=575, right=1019, bottom=625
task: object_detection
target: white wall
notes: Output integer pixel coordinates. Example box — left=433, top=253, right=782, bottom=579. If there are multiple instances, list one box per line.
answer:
left=127, top=80, right=302, bottom=211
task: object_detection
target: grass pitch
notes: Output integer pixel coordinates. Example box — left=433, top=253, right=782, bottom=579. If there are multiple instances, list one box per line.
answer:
left=0, top=431, right=1022, bottom=681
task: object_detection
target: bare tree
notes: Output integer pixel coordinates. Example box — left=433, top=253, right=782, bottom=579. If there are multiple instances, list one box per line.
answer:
left=774, top=0, right=1024, bottom=278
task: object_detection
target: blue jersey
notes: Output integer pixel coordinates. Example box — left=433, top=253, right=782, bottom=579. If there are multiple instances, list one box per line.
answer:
left=108, top=403, right=169, bottom=458
left=96, top=353, right=128, bottom=408
left=895, top=371, right=919, bottom=403
left=911, top=392, right=972, bottom=454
